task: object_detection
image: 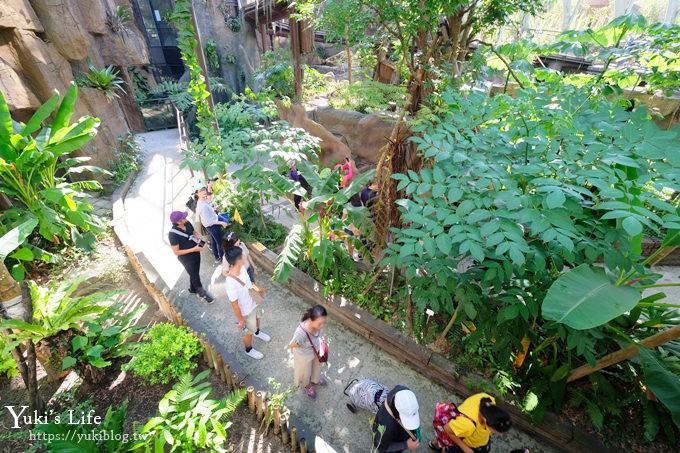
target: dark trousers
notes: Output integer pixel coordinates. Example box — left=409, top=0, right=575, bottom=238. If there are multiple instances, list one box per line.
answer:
left=206, top=224, right=223, bottom=260
left=178, top=252, right=203, bottom=294
left=247, top=265, right=256, bottom=283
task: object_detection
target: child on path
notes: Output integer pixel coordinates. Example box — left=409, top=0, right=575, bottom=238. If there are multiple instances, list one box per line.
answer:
left=167, top=211, right=214, bottom=303
left=372, top=386, right=421, bottom=452
left=224, top=246, right=270, bottom=360
left=289, top=305, right=328, bottom=399
left=221, top=232, right=257, bottom=283
left=430, top=392, right=511, bottom=453
left=196, top=184, right=229, bottom=264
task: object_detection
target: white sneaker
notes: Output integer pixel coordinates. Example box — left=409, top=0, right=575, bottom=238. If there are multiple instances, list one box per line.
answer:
left=254, top=330, right=271, bottom=342
left=245, top=348, right=264, bottom=360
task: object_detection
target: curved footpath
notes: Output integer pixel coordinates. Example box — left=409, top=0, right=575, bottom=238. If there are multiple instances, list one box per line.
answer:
left=118, top=129, right=558, bottom=452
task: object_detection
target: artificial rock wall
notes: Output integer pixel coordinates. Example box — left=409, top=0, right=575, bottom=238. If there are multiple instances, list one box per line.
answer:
left=0, top=0, right=149, bottom=171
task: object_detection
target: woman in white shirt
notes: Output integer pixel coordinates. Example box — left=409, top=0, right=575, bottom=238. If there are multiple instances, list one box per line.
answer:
left=195, top=184, right=228, bottom=263
left=221, top=232, right=257, bottom=282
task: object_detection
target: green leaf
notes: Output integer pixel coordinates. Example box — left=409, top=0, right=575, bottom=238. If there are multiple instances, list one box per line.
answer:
left=9, top=247, right=33, bottom=262
left=52, top=83, right=78, bottom=132
left=71, top=335, right=88, bottom=352
left=639, top=346, right=680, bottom=428
left=542, top=264, right=641, bottom=330
left=622, top=216, right=643, bottom=237
left=21, top=93, right=60, bottom=136
left=435, top=235, right=451, bottom=255
left=546, top=190, right=566, bottom=209
left=0, top=218, right=38, bottom=260
left=61, top=356, right=77, bottom=370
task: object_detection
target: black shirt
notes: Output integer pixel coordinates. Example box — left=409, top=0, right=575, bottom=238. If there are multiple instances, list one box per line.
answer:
left=361, top=187, right=377, bottom=208
left=372, top=385, right=414, bottom=452
left=169, top=222, right=198, bottom=252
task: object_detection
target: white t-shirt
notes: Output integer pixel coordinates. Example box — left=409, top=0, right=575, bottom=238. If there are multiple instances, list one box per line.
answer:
left=225, top=266, right=256, bottom=317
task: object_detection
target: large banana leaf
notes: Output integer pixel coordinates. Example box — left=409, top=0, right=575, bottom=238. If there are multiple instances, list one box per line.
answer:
left=0, top=218, right=38, bottom=260
left=639, top=346, right=680, bottom=428
left=542, top=264, right=641, bottom=330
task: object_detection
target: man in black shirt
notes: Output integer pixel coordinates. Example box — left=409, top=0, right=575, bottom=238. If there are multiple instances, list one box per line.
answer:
left=372, top=386, right=421, bottom=452
left=168, top=211, right=213, bottom=303
left=361, top=180, right=379, bottom=209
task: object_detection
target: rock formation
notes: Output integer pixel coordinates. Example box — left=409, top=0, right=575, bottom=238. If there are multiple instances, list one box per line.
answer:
left=0, top=0, right=149, bottom=171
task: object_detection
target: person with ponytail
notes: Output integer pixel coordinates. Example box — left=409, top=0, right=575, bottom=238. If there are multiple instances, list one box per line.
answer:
left=289, top=305, right=328, bottom=399
left=431, top=393, right=511, bottom=453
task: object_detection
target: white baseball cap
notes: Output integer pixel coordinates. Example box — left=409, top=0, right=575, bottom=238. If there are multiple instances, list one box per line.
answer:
left=394, top=389, right=420, bottom=430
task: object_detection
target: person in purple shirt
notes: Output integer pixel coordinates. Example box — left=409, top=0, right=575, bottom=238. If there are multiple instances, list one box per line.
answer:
left=288, top=160, right=310, bottom=213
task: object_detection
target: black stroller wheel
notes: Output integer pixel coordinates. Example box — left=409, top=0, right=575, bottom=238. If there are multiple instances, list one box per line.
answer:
left=346, top=403, right=357, bottom=413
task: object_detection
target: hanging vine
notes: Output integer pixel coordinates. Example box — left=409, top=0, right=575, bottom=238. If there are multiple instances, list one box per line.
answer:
left=169, top=0, right=221, bottom=168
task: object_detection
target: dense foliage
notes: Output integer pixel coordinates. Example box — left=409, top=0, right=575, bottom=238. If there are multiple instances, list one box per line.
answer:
left=329, top=81, right=408, bottom=113
left=124, top=323, right=203, bottom=385
left=385, top=79, right=680, bottom=434
left=0, top=84, right=104, bottom=278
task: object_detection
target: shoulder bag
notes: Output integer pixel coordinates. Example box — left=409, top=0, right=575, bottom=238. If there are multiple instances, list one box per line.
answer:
left=301, top=325, right=329, bottom=363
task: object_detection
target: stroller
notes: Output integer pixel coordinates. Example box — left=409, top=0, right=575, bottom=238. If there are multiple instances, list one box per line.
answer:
left=343, top=378, right=390, bottom=414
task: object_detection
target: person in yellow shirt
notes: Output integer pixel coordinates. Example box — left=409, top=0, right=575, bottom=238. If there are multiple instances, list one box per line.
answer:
left=429, top=393, right=511, bottom=453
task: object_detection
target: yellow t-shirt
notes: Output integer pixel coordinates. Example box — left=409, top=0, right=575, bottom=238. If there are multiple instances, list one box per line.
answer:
left=446, top=393, right=496, bottom=448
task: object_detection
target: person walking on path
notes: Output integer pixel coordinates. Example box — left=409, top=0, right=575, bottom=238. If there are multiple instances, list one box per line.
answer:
left=289, top=305, right=328, bottom=399
left=225, top=246, right=270, bottom=360
left=168, top=211, right=214, bottom=303
left=372, top=386, right=421, bottom=452
left=429, top=392, right=511, bottom=453
left=221, top=232, right=257, bottom=283
left=196, top=183, right=229, bottom=264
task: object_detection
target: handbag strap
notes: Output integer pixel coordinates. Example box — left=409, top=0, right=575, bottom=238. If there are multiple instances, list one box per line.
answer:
left=301, top=324, right=321, bottom=360
left=170, top=228, right=199, bottom=243
left=227, top=273, right=246, bottom=287
left=384, top=397, right=417, bottom=442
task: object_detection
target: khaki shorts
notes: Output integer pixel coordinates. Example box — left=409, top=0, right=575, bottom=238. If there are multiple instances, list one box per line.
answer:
left=243, top=306, right=263, bottom=333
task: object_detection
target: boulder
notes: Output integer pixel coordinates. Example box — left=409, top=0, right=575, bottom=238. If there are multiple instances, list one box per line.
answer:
left=0, top=56, right=41, bottom=115
left=276, top=101, right=354, bottom=168
left=0, top=0, right=44, bottom=32
left=313, top=106, right=395, bottom=164
left=28, top=0, right=90, bottom=61
left=9, top=29, right=74, bottom=99
left=72, top=87, right=130, bottom=169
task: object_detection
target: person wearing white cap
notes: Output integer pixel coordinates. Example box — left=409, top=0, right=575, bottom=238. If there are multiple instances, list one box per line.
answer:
left=372, top=385, right=421, bottom=452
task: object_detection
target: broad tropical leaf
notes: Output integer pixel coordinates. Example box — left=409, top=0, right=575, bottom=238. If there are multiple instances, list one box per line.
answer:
left=0, top=218, right=38, bottom=259
left=542, top=264, right=640, bottom=330
left=273, top=223, right=303, bottom=282
left=639, top=346, right=680, bottom=429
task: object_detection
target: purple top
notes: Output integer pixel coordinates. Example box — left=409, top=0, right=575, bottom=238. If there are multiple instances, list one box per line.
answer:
left=288, top=169, right=300, bottom=182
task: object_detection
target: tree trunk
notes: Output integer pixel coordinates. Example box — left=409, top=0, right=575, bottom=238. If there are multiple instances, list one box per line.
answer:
left=346, top=45, right=352, bottom=83
left=21, top=282, right=44, bottom=415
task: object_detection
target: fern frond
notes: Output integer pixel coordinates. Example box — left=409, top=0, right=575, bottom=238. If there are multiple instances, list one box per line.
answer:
left=221, top=388, right=246, bottom=420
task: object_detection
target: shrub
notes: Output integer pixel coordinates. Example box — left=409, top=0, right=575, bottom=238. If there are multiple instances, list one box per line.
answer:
left=204, top=39, right=220, bottom=71
left=136, top=371, right=245, bottom=452
left=124, top=323, right=203, bottom=385
left=329, top=80, right=407, bottom=113
left=109, top=133, right=143, bottom=186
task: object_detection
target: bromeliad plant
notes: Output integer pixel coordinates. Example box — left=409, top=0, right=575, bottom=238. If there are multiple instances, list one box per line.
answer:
left=76, top=59, right=127, bottom=100
left=0, top=84, right=105, bottom=278
left=136, top=370, right=246, bottom=452
left=385, top=81, right=680, bottom=434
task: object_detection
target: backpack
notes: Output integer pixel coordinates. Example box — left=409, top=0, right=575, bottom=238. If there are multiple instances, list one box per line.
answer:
left=433, top=402, right=476, bottom=448
left=186, top=195, right=197, bottom=213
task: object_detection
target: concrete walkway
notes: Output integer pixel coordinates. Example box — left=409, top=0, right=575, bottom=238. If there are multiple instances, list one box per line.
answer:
left=122, top=129, right=557, bottom=452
